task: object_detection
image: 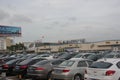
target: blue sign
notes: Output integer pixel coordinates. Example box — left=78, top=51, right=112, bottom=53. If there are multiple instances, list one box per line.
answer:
left=0, top=25, right=21, bottom=37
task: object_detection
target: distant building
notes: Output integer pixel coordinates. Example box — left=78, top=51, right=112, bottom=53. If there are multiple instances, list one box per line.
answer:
left=33, top=40, right=120, bottom=53
left=0, top=37, right=13, bottom=52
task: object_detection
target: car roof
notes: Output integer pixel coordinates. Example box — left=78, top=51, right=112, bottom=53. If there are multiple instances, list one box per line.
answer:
left=108, top=52, right=120, bottom=54
left=78, top=53, right=95, bottom=55
left=97, top=58, right=120, bottom=64
left=67, top=58, right=93, bottom=61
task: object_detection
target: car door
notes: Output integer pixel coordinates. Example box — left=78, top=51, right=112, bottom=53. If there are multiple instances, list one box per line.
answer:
left=116, top=61, right=120, bottom=80
left=85, top=60, right=93, bottom=67
left=77, top=60, right=88, bottom=76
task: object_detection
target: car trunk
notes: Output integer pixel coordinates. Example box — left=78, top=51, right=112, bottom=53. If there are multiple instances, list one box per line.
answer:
left=53, top=66, right=71, bottom=74
left=27, top=65, right=48, bottom=74
left=87, top=68, right=116, bottom=79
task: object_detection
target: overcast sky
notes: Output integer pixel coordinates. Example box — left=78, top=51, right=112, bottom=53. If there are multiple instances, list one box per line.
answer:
left=0, top=0, right=120, bottom=43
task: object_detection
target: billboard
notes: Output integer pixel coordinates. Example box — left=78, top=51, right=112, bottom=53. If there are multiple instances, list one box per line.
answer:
left=0, top=25, right=21, bottom=37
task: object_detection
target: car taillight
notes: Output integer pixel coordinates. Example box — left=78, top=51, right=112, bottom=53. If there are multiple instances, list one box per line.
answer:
left=106, top=70, right=115, bottom=76
left=85, top=69, right=87, bottom=74
left=3, top=64, right=9, bottom=69
left=63, top=69, right=70, bottom=73
left=20, top=65, right=27, bottom=69
left=35, top=67, right=45, bottom=71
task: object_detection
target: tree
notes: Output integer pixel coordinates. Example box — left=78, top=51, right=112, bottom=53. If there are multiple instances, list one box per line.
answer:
left=7, top=43, right=26, bottom=52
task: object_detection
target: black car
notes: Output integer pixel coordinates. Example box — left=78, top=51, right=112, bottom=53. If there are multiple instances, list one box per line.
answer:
left=0, top=59, right=24, bottom=76
left=14, top=58, right=46, bottom=78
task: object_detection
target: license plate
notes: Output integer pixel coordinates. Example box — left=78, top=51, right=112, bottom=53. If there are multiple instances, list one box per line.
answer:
left=15, top=66, right=19, bottom=69
left=55, top=70, right=61, bottom=73
left=29, top=69, right=33, bottom=71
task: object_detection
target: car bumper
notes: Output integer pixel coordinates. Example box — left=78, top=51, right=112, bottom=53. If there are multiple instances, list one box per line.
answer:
left=1, top=69, right=10, bottom=74
left=84, top=74, right=116, bottom=80
left=13, top=69, right=27, bottom=75
left=52, top=73, right=73, bottom=80
left=27, top=73, right=47, bottom=79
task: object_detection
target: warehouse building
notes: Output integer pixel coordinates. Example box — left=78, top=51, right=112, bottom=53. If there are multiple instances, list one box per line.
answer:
left=32, top=40, right=120, bottom=53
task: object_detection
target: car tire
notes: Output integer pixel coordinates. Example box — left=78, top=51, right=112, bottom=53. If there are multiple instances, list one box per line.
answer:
left=74, top=74, right=82, bottom=80
left=47, top=72, right=52, bottom=80
left=118, top=78, right=120, bottom=80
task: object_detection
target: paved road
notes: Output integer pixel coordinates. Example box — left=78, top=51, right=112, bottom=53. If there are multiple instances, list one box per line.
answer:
left=0, top=75, right=32, bottom=80
left=0, top=72, right=33, bottom=80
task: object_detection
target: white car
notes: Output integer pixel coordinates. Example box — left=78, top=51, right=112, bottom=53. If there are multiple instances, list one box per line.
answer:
left=84, top=58, right=120, bottom=80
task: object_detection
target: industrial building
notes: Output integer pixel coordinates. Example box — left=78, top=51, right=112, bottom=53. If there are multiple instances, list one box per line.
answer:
left=27, top=40, right=120, bottom=53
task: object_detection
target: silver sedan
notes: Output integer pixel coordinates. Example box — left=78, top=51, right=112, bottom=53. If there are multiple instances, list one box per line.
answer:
left=51, top=59, right=93, bottom=80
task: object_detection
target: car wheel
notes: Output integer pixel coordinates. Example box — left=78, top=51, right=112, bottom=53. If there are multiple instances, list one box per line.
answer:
left=47, top=72, right=52, bottom=80
left=74, top=75, right=82, bottom=80
left=118, top=78, right=120, bottom=80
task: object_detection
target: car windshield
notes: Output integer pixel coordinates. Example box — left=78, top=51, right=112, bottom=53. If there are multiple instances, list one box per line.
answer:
left=89, top=61, right=113, bottom=69
left=59, top=60, right=75, bottom=67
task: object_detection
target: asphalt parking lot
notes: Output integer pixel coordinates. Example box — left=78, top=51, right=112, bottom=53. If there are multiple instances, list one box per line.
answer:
left=0, top=73, right=32, bottom=80
left=0, top=76, right=32, bottom=80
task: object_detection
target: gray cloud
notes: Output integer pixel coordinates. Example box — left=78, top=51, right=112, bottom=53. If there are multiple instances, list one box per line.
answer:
left=10, top=14, right=32, bottom=24
left=0, top=0, right=120, bottom=42
left=0, top=9, right=10, bottom=21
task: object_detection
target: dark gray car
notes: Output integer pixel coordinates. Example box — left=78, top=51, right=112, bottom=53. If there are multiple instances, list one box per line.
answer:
left=27, top=59, right=65, bottom=80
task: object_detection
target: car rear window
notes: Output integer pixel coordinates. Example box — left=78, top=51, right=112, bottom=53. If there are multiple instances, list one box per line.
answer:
left=89, top=62, right=113, bottom=69
left=19, top=59, right=32, bottom=65
left=59, top=60, right=75, bottom=67
left=36, top=60, right=50, bottom=65
left=104, top=54, right=114, bottom=58
left=4, top=58, right=16, bottom=62
left=6, top=59, right=17, bottom=64
left=74, top=54, right=82, bottom=58
left=51, top=60, right=65, bottom=65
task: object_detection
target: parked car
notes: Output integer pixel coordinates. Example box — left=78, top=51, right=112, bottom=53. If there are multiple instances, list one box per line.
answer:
left=86, top=54, right=103, bottom=61
left=70, top=53, right=94, bottom=60
left=0, top=59, right=24, bottom=76
left=58, top=52, right=78, bottom=60
left=0, top=57, right=17, bottom=74
left=85, top=58, right=120, bottom=80
left=2, top=57, right=17, bottom=62
left=27, top=59, right=65, bottom=80
left=32, top=53, right=54, bottom=60
left=103, top=52, right=120, bottom=58
left=13, top=58, right=46, bottom=78
left=53, top=52, right=65, bottom=58
left=20, top=53, right=37, bottom=59
left=52, top=59, right=93, bottom=80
